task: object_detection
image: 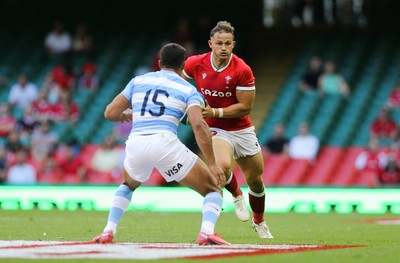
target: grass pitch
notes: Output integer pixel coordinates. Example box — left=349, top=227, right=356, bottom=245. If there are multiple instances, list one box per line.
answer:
left=1, top=209, right=399, bottom=262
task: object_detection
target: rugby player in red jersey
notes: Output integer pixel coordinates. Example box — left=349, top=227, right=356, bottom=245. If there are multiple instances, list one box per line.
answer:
left=183, top=21, right=273, bottom=238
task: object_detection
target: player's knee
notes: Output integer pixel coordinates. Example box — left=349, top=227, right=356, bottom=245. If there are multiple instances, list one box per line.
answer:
left=245, top=173, right=264, bottom=189
left=250, top=183, right=265, bottom=194
left=122, top=168, right=141, bottom=190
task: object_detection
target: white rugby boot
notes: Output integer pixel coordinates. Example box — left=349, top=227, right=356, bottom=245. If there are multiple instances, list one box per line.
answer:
left=252, top=220, right=274, bottom=238
left=233, top=195, right=250, bottom=221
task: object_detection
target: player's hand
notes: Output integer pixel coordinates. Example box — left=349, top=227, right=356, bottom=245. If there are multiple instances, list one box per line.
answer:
left=209, top=164, right=226, bottom=188
left=202, top=105, right=213, bottom=118
left=120, top=109, right=133, bottom=123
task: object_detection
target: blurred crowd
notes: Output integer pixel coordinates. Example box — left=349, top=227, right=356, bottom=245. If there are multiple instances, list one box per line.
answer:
left=263, top=0, right=367, bottom=28
left=1, top=18, right=216, bottom=186
left=0, top=21, right=127, bottom=185
left=2, top=15, right=399, bottom=188
left=353, top=87, right=400, bottom=187
left=262, top=55, right=400, bottom=187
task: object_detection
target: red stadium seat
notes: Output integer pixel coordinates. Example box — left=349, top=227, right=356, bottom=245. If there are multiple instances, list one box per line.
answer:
left=276, top=159, right=311, bottom=186
left=263, top=154, right=289, bottom=185
left=329, top=147, right=364, bottom=187
left=304, top=147, right=343, bottom=186
left=353, top=170, right=379, bottom=188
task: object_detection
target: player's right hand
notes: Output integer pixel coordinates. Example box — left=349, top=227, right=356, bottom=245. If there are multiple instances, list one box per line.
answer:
left=209, top=164, right=226, bottom=188
left=120, top=109, right=133, bottom=123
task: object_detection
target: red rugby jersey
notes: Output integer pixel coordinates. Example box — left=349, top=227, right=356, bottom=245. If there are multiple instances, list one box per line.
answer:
left=183, top=52, right=255, bottom=131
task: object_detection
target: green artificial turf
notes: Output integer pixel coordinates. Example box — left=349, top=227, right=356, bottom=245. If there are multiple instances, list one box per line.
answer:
left=0, top=210, right=399, bottom=263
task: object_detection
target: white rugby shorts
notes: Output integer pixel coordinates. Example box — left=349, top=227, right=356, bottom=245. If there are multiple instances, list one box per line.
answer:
left=210, top=126, right=261, bottom=159
left=123, top=133, right=198, bottom=183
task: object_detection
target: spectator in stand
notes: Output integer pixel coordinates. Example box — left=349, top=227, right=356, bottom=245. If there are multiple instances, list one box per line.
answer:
left=30, top=120, right=58, bottom=161
left=318, top=60, right=349, bottom=97
left=370, top=106, right=397, bottom=142
left=71, top=23, right=94, bottom=56
left=5, top=129, right=25, bottom=155
left=52, top=90, right=80, bottom=123
left=8, top=74, right=38, bottom=110
left=58, top=144, right=86, bottom=183
left=40, top=72, right=61, bottom=104
left=6, top=149, right=36, bottom=185
left=64, top=63, right=77, bottom=90
left=386, top=82, right=400, bottom=108
left=265, top=123, right=289, bottom=156
left=37, top=153, right=62, bottom=184
left=0, top=103, right=17, bottom=139
left=0, top=145, right=8, bottom=183
left=77, top=60, right=98, bottom=90
left=299, top=56, right=322, bottom=92
left=32, top=89, right=53, bottom=121
left=51, top=63, right=76, bottom=92
left=291, top=0, right=315, bottom=27
left=387, top=140, right=400, bottom=164
left=16, top=106, right=40, bottom=135
left=88, top=135, right=123, bottom=180
left=380, top=154, right=400, bottom=186
left=355, top=138, right=387, bottom=186
left=15, top=106, right=39, bottom=149
left=288, top=122, right=319, bottom=160
left=44, top=21, right=72, bottom=56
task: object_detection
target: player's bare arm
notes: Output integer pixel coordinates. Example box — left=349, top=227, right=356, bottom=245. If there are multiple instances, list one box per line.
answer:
left=187, top=105, right=226, bottom=186
left=202, top=90, right=255, bottom=119
left=104, top=94, right=132, bottom=122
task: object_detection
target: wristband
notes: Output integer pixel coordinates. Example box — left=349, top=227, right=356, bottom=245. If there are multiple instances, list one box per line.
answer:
left=211, top=108, right=216, bottom=117
left=218, top=108, right=224, bottom=118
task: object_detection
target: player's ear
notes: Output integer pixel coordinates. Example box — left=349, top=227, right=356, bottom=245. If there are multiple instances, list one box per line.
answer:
left=158, top=60, right=161, bottom=69
left=232, top=40, right=236, bottom=48
left=208, top=40, right=212, bottom=49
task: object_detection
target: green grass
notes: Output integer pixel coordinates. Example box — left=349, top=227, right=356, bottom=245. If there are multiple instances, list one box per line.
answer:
left=1, top=210, right=399, bottom=262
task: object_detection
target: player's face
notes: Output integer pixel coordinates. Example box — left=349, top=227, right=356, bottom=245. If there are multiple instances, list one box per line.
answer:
left=208, top=32, right=235, bottom=60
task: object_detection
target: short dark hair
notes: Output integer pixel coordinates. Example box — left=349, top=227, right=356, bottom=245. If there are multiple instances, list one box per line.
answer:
left=159, top=43, right=186, bottom=70
left=210, top=21, right=235, bottom=38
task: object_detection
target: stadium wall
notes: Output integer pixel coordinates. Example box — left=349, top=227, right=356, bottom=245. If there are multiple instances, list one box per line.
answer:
left=0, top=186, right=399, bottom=214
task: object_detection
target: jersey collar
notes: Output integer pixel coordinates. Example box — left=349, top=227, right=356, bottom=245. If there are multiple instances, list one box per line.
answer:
left=210, top=52, right=232, bottom=72
left=160, top=69, right=179, bottom=76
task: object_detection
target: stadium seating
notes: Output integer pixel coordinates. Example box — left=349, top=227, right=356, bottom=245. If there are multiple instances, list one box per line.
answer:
left=304, top=147, right=343, bottom=186
left=263, top=154, right=289, bottom=185
left=1, top=1, right=400, bottom=188
left=353, top=171, right=379, bottom=188
left=327, top=147, right=364, bottom=187
left=276, top=159, right=311, bottom=186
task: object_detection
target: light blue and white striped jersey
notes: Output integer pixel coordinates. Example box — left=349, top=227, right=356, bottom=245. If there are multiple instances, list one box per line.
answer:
left=121, top=69, right=203, bottom=135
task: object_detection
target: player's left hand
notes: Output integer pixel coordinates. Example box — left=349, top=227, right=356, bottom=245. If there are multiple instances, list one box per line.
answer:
left=202, top=105, right=213, bottom=118
left=209, top=164, right=226, bottom=188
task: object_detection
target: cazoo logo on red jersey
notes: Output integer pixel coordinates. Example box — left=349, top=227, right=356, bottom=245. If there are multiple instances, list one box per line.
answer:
left=201, top=88, right=232, bottom=97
